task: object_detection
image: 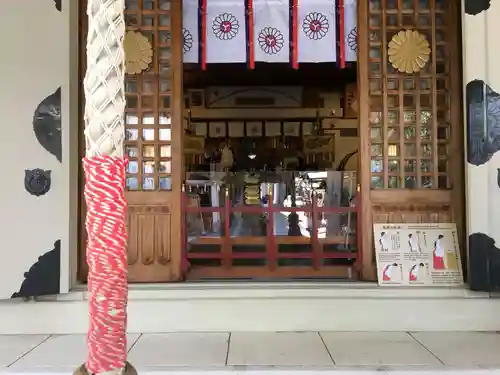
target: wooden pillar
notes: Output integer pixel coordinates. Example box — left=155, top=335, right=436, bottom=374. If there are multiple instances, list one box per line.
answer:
left=357, top=0, right=376, bottom=280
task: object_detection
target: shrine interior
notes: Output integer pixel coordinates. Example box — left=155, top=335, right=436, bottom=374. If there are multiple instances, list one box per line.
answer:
left=182, top=62, right=360, bottom=277
left=79, top=0, right=464, bottom=283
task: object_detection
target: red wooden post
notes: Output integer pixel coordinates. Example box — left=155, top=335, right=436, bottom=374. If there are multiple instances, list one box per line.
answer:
left=267, top=185, right=277, bottom=270
left=223, top=187, right=232, bottom=268
left=311, top=192, right=321, bottom=270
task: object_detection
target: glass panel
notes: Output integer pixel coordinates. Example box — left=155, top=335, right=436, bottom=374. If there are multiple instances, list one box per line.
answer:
left=159, top=161, right=171, bottom=173
left=142, top=129, right=155, bottom=141
left=126, top=177, right=139, bottom=190
left=159, top=129, right=171, bottom=141
left=127, top=161, right=139, bottom=174
left=143, top=145, right=155, bottom=157
left=388, top=176, right=399, bottom=188
left=143, top=177, right=155, bottom=190
left=159, top=0, right=170, bottom=10
left=405, top=160, right=417, bottom=172
left=371, top=176, right=383, bottom=189
left=371, top=160, right=383, bottom=172
left=371, top=145, right=383, bottom=157
left=126, top=114, right=139, bottom=125
left=388, top=160, right=399, bottom=172
left=126, top=129, right=138, bottom=140
left=143, top=161, right=156, bottom=174
left=126, top=146, right=138, bottom=158
left=159, top=176, right=172, bottom=190
left=405, top=177, right=417, bottom=188
left=160, top=145, right=172, bottom=157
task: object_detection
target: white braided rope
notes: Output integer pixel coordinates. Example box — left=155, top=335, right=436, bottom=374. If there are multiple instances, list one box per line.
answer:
left=85, top=0, right=126, bottom=157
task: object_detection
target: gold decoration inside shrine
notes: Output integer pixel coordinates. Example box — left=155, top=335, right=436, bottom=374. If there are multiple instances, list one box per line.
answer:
left=344, top=83, right=358, bottom=118
left=387, top=30, right=431, bottom=74
left=244, top=174, right=260, bottom=205
left=124, top=30, right=153, bottom=75
left=221, top=145, right=234, bottom=169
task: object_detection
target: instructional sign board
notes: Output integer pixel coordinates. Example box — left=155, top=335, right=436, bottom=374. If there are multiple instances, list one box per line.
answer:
left=374, top=223, right=464, bottom=287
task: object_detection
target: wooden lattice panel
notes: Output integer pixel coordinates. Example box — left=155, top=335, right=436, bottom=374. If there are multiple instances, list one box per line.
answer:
left=123, top=0, right=184, bottom=282
left=372, top=203, right=452, bottom=223
left=368, top=0, right=451, bottom=189
left=124, top=0, right=173, bottom=191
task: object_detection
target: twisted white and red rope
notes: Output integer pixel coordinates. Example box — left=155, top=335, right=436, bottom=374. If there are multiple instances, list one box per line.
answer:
left=84, top=156, right=128, bottom=374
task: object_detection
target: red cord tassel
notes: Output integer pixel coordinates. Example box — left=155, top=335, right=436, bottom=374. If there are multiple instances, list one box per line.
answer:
left=248, top=0, right=255, bottom=69
left=338, top=0, right=345, bottom=68
left=201, top=0, right=207, bottom=70
left=292, top=0, right=299, bottom=69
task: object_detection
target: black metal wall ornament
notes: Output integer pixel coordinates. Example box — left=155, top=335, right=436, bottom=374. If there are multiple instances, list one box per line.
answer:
left=466, top=80, right=500, bottom=166
left=24, top=169, right=52, bottom=197
left=54, top=0, right=61, bottom=11
left=33, top=87, right=62, bottom=163
left=11, top=240, right=61, bottom=298
left=469, top=233, right=500, bottom=291
left=464, top=0, right=491, bottom=15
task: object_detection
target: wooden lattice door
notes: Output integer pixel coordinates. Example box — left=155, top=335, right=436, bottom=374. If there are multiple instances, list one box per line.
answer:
left=79, top=0, right=184, bottom=282
left=123, top=0, right=184, bottom=282
left=357, top=0, right=464, bottom=279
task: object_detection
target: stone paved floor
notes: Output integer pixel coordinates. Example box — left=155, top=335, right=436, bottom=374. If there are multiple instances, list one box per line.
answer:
left=2, top=332, right=500, bottom=371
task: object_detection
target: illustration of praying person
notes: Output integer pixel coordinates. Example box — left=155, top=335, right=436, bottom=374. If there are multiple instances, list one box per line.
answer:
left=382, top=262, right=398, bottom=281
left=433, top=234, right=445, bottom=270
left=409, top=263, right=426, bottom=281
left=408, top=233, right=421, bottom=252
left=379, top=232, right=390, bottom=252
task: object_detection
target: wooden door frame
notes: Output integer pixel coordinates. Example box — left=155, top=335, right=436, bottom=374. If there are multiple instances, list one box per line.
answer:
left=77, top=0, right=464, bottom=282
left=356, top=0, right=465, bottom=281
left=77, top=0, right=378, bottom=281
left=448, top=0, right=466, bottom=260
left=77, top=0, right=185, bottom=282
left=169, top=0, right=185, bottom=281
left=357, top=0, right=376, bottom=280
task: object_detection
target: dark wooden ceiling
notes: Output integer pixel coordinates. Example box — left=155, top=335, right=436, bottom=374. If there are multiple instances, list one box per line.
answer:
left=183, top=63, right=357, bottom=89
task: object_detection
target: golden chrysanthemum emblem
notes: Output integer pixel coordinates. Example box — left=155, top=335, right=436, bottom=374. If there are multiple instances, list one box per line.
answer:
left=124, top=30, right=153, bottom=75
left=388, top=30, right=431, bottom=73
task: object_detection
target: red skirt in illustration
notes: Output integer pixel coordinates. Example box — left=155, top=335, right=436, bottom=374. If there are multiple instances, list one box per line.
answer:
left=433, top=249, right=445, bottom=270
left=382, top=265, right=391, bottom=281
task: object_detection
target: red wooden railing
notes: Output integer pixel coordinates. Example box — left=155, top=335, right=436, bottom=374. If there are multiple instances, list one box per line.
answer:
left=181, top=181, right=361, bottom=280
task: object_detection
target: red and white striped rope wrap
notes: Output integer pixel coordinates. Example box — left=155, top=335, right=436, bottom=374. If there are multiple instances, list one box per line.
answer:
left=83, top=155, right=128, bottom=374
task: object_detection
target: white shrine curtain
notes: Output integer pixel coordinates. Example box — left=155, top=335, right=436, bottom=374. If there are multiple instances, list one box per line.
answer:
left=205, top=0, right=247, bottom=64
left=253, top=0, right=290, bottom=63
left=183, top=0, right=200, bottom=63
left=344, top=0, right=357, bottom=62
left=297, top=0, right=337, bottom=63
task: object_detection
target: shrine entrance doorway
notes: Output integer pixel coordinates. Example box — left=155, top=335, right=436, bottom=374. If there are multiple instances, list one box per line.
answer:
left=77, top=0, right=465, bottom=284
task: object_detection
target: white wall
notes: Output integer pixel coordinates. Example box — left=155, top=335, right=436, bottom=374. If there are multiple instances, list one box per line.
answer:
left=0, top=0, right=76, bottom=298
left=462, top=0, right=500, bottom=289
